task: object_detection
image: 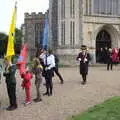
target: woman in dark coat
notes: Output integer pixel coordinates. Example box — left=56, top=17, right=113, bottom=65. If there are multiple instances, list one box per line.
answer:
left=76, top=45, right=91, bottom=85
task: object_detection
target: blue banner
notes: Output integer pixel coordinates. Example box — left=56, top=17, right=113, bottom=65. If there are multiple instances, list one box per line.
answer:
left=42, top=16, right=48, bottom=50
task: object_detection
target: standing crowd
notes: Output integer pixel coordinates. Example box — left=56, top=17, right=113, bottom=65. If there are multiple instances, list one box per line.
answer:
left=98, top=47, right=120, bottom=70
left=1, top=45, right=120, bottom=111
left=1, top=48, right=64, bottom=111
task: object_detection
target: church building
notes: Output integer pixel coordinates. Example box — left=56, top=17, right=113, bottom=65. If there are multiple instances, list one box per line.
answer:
left=49, top=0, right=120, bottom=64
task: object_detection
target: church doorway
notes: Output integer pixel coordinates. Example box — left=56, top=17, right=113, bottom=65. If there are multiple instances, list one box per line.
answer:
left=96, top=30, right=111, bottom=63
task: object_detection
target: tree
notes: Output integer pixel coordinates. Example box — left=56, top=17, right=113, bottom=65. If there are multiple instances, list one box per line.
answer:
left=14, top=28, right=23, bottom=54
left=0, top=28, right=23, bottom=58
left=0, top=32, right=8, bottom=57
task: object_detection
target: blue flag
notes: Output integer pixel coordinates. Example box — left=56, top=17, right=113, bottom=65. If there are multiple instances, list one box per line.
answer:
left=42, top=16, right=48, bottom=50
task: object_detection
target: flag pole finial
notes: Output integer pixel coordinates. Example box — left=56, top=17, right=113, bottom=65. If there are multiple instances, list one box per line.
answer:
left=15, top=1, right=18, bottom=8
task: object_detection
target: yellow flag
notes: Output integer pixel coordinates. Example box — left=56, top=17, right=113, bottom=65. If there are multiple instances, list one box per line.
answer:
left=6, top=4, right=17, bottom=62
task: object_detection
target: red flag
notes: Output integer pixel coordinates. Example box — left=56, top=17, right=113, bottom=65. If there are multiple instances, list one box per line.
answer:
left=17, top=44, right=27, bottom=75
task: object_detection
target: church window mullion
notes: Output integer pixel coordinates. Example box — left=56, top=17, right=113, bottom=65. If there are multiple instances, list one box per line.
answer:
left=73, top=21, right=75, bottom=46
left=70, top=21, right=72, bottom=46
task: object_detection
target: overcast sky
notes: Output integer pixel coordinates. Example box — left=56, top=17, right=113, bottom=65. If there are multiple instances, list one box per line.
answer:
left=0, top=0, right=49, bottom=34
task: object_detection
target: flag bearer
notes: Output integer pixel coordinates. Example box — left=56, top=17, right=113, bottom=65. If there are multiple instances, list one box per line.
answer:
left=3, top=58, right=17, bottom=110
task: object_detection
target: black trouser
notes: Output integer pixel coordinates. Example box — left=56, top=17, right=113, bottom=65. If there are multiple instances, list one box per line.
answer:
left=0, top=73, right=1, bottom=84
left=107, top=63, right=113, bottom=70
left=45, top=70, right=53, bottom=94
left=53, top=67, right=63, bottom=82
left=6, top=83, right=17, bottom=107
left=81, top=74, right=87, bottom=82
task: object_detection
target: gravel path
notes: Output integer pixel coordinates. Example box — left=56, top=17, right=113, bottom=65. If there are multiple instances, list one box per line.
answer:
left=0, top=66, right=120, bottom=120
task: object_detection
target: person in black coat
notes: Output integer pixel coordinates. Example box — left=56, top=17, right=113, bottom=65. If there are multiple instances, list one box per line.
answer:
left=52, top=55, right=64, bottom=84
left=106, top=48, right=113, bottom=70
left=76, top=45, right=91, bottom=85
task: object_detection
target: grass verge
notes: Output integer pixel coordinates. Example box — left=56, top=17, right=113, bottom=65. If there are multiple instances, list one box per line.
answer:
left=68, top=96, right=120, bottom=120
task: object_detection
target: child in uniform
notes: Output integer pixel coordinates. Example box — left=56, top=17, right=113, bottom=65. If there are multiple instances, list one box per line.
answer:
left=21, top=68, right=33, bottom=105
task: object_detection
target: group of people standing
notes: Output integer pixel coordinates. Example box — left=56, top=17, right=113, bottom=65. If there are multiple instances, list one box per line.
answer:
left=2, top=45, right=119, bottom=111
left=98, top=47, right=120, bottom=70
left=1, top=48, right=64, bottom=111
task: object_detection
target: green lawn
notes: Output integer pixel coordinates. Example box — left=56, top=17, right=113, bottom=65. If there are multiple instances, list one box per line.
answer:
left=68, top=96, right=120, bottom=120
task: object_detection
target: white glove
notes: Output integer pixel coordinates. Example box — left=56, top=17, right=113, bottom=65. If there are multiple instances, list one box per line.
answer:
left=45, top=67, right=49, bottom=71
left=84, top=58, right=88, bottom=62
left=47, top=67, right=51, bottom=70
left=78, top=58, right=81, bottom=61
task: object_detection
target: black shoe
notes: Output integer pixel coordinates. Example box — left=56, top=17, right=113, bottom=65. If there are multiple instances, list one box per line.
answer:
left=43, top=92, right=48, bottom=96
left=81, top=81, right=86, bottom=85
left=48, top=92, right=52, bottom=96
left=43, top=83, right=46, bottom=86
left=33, top=98, right=38, bottom=101
left=6, top=105, right=12, bottom=110
left=34, top=99, right=42, bottom=102
left=6, top=105, right=17, bottom=111
left=48, top=91, right=52, bottom=96
left=61, top=80, right=64, bottom=84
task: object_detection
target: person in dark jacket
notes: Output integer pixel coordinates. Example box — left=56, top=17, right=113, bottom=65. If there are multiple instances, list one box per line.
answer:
left=99, top=48, right=104, bottom=63
left=106, top=48, right=113, bottom=70
left=52, top=55, right=64, bottom=84
left=76, top=45, right=91, bottom=85
left=103, top=47, right=108, bottom=64
left=3, top=58, right=17, bottom=111
left=117, top=48, right=120, bottom=62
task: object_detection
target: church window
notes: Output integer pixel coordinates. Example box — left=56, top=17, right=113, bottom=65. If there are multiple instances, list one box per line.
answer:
left=89, top=0, right=92, bottom=15
left=86, top=0, right=88, bottom=15
left=91, top=0, right=120, bottom=16
left=107, top=0, right=112, bottom=15
left=61, top=21, right=65, bottom=45
left=70, top=21, right=72, bottom=45
left=112, top=0, right=117, bottom=15
left=118, top=0, right=120, bottom=15
left=70, top=0, right=75, bottom=18
left=61, top=0, right=65, bottom=19
left=100, top=0, right=106, bottom=14
left=94, top=0, right=99, bottom=14
left=35, top=23, right=40, bottom=47
left=70, top=21, right=75, bottom=46
left=73, top=21, right=75, bottom=45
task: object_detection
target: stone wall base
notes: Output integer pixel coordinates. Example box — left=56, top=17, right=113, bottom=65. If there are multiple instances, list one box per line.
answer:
left=56, top=48, right=96, bottom=66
